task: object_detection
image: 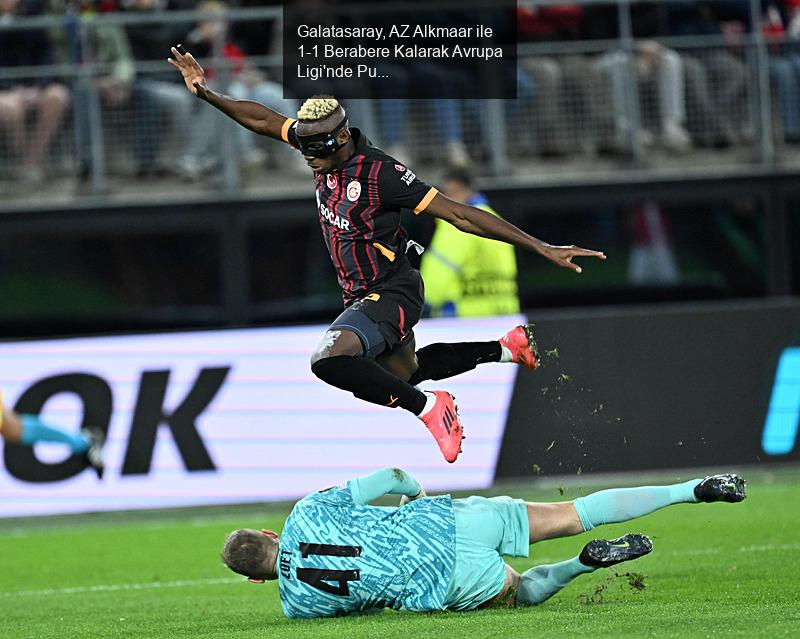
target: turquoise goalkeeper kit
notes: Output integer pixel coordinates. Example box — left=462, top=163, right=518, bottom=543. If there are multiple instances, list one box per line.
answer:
left=278, top=473, right=456, bottom=618
left=277, top=469, right=530, bottom=617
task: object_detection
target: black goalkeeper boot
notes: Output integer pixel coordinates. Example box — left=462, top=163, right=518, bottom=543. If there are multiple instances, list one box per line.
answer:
left=694, top=474, right=746, bottom=503
left=579, top=533, right=653, bottom=568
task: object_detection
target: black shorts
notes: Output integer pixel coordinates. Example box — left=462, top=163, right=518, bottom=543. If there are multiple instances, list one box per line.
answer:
left=329, top=265, right=424, bottom=359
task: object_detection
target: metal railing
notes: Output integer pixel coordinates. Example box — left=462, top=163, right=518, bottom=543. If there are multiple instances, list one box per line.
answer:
left=0, top=1, right=796, bottom=209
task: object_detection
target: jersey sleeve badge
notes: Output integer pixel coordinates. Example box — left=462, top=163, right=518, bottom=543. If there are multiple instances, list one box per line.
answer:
left=347, top=180, right=362, bottom=201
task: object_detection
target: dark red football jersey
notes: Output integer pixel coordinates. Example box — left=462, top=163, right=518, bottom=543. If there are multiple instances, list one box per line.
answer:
left=285, top=124, right=438, bottom=305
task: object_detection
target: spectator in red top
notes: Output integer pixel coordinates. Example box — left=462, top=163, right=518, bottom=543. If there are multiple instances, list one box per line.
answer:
left=516, top=3, right=596, bottom=156
left=764, top=1, right=800, bottom=142
left=517, top=4, right=583, bottom=40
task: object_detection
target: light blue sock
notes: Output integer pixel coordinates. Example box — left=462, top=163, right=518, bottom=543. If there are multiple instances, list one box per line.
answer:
left=573, top=480, right=701, bottom=531
left=19, top=415, right=89, bottom=454
left=516, top=557, right=595, bottom=606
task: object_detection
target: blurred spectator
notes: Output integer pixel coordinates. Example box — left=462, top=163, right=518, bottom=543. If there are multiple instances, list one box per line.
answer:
left=627, top=201, right=681, bottom=285
left=368, top=1, right=476, bottom=167
left=788, top=0, right=800, bottom=36
left=177, top=0, right=302, bottom=177
left=595, top=41, right=692, bottom=154
left=764, top=1, right=800, bottom=143
left=665, top=1, right=750, bottom=147
left=46, top=0, right=151, bottom=186
left=517, top=3, right=598, bottom=155
left=419, top=168, right=520, bottom=317
left=229, top=0, right=282, bottom=57
left=373, top=67, right=472, bottom=168
left=536, top=3, right=691, bottom=154
left=224, top=5, right=303, bottom=173
left=122, top=0, right=194, bottom=177
left=0, top=0, right=69, bottom=184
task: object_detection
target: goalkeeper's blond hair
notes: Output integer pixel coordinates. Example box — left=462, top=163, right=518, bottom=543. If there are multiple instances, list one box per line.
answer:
left=297, top=96, right=342, bottom=122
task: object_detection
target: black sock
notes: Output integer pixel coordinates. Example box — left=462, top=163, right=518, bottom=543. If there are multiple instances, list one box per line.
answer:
left=311, top=355, right=428, bottom=415
left=408, top=341, right=502, bottom=385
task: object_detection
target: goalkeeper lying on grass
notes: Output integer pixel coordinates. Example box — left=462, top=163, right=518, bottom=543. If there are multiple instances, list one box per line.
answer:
left=221, top=467, right=745, bottom=618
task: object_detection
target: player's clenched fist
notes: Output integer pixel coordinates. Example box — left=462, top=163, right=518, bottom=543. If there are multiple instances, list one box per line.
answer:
left=167, top=44, right=208, bottom=99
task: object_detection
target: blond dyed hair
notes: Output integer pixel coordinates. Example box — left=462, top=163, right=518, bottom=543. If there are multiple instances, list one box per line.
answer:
left=297, top=96, right=341, bottom=122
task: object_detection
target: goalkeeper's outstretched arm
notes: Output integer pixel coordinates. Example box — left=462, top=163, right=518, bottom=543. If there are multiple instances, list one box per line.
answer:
left=167, top=45, right=293, bottom=142
left=349, top=467, right=425, bottom=506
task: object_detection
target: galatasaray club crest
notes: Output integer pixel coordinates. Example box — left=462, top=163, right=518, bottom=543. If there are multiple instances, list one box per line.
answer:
left=347, top=180, right=361, bottom=202
left=327, top=174, right=338, bottom=189
left=394, top=164, right=405, bottom=172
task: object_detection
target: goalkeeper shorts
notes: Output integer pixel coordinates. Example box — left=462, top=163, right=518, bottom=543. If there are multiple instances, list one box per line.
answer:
left=443, top=495, right=529, bottom=611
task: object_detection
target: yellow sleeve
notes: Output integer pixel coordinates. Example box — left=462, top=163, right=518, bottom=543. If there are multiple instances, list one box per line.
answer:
left=419, top=220, right=471, bottom=312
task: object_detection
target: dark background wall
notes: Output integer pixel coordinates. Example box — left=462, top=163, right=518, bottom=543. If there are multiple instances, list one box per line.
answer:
left=495, top=299, right=800, bottom=478
left=0, top=172, right=796, bottom=339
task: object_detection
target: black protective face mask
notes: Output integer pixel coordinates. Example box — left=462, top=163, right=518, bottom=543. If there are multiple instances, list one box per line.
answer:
left=295, top=117, right=349, bottom=158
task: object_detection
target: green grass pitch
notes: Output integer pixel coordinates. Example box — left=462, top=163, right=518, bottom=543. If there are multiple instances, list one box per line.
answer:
left=2, top=469, right=799, bottom=638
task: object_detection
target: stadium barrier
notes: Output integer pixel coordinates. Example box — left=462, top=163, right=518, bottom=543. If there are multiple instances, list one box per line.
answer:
left=497, top=298, right=800, bottom=478
left=2, top=299, right=798, bottom=517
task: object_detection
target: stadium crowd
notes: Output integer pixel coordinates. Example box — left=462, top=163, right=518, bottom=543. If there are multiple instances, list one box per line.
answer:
left=2, top=0, right=800, bottom=190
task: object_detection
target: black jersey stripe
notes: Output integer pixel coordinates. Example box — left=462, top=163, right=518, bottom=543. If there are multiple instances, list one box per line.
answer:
left=358, top=161, right=382, bottom=281
left=343, top=156, right=367, bottom=286
left=326, top=171, right=351, bottom=295
left=366, top=161, right=384, bottom=229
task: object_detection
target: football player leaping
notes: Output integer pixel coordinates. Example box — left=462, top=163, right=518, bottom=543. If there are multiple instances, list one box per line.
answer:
left=169, top=46, right=606, bottom=463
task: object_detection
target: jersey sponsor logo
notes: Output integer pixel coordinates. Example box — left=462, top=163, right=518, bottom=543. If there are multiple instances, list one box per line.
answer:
left=762, top=347, right=800, bottom=455
left=394, top=164, right=405, bottom=172
left=346, top=180, right=361, bottom=202
left=327, top=174, right=338, bottom=190
left=316, top=191, right=351, bottom=231
left=400, top=169, right=416, bottom=186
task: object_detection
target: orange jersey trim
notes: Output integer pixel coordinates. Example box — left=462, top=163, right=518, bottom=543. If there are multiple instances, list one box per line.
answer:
left=413, top=187, right=439, bottom=214
left=372, top=242, right=396, bottom=262
left=281, top=118, right=297, bottom=144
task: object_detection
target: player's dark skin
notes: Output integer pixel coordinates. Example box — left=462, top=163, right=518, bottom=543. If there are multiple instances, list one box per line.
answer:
left=167, top=46, right=606, bottom=380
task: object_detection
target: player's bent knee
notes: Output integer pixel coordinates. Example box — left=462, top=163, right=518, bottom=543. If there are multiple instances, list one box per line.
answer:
left=481, top=564, right=520, bottom=609
left=527, top=501, right=584, bottom=542
left=45, top=84, right=69, bottom=106
left=309, top=329, right=365, bottom=367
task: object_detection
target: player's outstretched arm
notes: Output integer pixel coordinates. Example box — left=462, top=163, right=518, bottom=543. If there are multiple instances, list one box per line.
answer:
left=167, top=45, right=291, bottom=141
left=349, top=467, right=425, bottom=505
left=424, top=193, right=606, bottom=274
